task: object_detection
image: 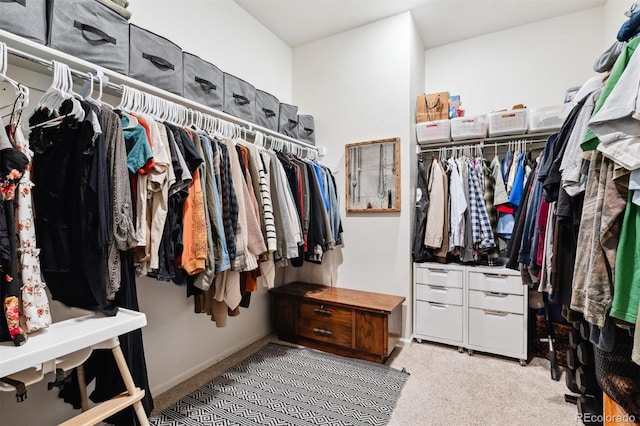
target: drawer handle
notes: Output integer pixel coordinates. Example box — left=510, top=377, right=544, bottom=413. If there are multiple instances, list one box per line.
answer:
left=313, top=328, right=333, bottom=336
left=484, top=310, right=509, bottom=317
left=428, top=285, right=448, bottom=291
left=262, top=108, right=276, bottom=118
left=142, top=53, right=175, bottom=70
left=313, top=307, right=332, bottom=316
left=195, top=77, right=217, bottom=92
left=429, top=268, right=448, bottom=274
left=483, top=273, right=509, bottom=279
left=484, top=292, right=508, bottom=298
left=233, top=93, right=251, bottom=105
left=428, top=302, right=449, bottom=309
left=74, top=21, right=117, bottom=45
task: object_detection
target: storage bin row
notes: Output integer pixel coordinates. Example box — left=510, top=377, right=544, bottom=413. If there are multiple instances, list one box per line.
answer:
left=0, top=0, right=316, bottom=144
left=416, top=106, right=565, bottom=145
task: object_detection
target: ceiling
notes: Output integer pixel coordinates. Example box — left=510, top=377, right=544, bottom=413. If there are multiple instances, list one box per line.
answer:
left=233, top=0, right=606, bottom=49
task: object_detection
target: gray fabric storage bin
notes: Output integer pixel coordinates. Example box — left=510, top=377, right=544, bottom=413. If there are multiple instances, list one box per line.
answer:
left=47, top=0, right=129, bottom=75
left=0, top=0, right=47, bottom=45
left=255, top=90, right=279, bottom=131
left=278, top=103, right=299, bottom=139
left=129, top=24, right=183, bottom=96
left=183, top=52, right=223, bottom=109
left=298, top=114, right=315, bottom=145
left=223, top=73, right=256, bottom=122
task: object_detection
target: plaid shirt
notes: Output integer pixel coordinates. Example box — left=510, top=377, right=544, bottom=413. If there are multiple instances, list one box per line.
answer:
left=218, top=142, right=239, bottom=265
left=468, top=157, right=496, bottom=251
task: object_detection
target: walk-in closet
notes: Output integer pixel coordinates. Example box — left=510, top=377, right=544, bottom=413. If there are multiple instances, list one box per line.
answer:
left=0, top=1, right=638, bottom=425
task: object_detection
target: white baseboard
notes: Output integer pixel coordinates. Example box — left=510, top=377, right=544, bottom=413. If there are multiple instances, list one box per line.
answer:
left=150, top=330, right=272, bottom=396
left=399, top=336, right=414, bottom=346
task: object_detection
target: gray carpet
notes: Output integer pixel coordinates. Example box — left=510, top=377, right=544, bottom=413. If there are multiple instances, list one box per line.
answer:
left=150, top=343, right=409, bottom=426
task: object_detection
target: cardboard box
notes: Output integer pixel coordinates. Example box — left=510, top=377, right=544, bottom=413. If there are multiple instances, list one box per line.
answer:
left=417, top=92, right=449, bottom=122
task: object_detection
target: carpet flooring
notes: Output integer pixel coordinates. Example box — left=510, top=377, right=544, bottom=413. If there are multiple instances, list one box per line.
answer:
left=150, top=343, right=409, bottom=426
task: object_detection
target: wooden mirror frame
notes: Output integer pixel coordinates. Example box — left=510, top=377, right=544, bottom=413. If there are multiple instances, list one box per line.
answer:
left=345, top=137, right=400, bottom=212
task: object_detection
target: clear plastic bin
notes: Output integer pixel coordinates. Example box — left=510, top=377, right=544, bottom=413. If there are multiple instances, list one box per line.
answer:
left=416, top=119, right=451, bottom=144
left=488, top=109, right=528, bottom=137
left=451, top=115, right=487, bottom=141
left=528, top=105, right=566, bottom=133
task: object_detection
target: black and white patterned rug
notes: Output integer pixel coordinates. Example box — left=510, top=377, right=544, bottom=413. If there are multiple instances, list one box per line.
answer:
left=150, top=343, right=409, bottom=426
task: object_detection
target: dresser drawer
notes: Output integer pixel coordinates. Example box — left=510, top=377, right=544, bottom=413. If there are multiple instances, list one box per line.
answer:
left=468, top=271, right=523, bottom=295
left=415, top=300, right=463, bottom=343
left=298, top=316, right=352, bottom=347
left=298, top=301, right=353, bottom=347
left=298, top=302, right=352, bottom=327
left=468, top=290, right=524, bottom=314
left=415, top=266, right=463, bottom=288
left=468, top=308, right=524, bottom=354
left=416, top=284, right=463, bottom=305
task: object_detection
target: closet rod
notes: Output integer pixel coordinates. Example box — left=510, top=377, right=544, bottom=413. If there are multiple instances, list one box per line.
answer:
left=6, top=45, right=122, bottom=92
left=5, top=45, right=319, bottom=152
left=419, top=134, right=553, bottom=152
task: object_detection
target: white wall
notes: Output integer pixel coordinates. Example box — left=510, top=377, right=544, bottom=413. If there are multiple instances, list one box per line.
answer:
left=0, top=2, right=628, bottom=424
left=409, top=13, right=426, bottom=228
left=128, top=0, right=293, bottom=103
left=0, top=1, right=292, bottom=424
left=424, top=8, right=604, bottom=116
left=603, top=0, right=632, bottom=47
left=292, top=12, right=416, bottom=338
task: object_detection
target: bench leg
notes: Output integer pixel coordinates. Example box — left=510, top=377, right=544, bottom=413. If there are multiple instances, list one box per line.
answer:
left=111, top=345, right=149, bottom=426
left=76, top=365, right=89, bottom=412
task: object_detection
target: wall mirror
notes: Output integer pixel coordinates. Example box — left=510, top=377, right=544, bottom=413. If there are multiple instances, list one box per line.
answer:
left=345, top=137, right=400, bottom=212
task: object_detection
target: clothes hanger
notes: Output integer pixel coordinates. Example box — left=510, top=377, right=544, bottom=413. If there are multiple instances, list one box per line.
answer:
left=117, top=86, right=140, bottom=130
left=62, top=63, right=83, bottom=105
left=6, top=84, right=28, bottom=131
left=82, top=71, right=101, bottom=109
left=38, top=61, right=67, bottom=112
left=0, top=42, right=24, bottom=117
left=30, top=62, right=84, bottom=130
left=94, top=70, right=107, bottom=108
left=116, top=85, right=129, bottom=110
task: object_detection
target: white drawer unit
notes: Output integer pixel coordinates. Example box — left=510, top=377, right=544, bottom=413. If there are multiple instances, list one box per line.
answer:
left=413, top=264, right=465, bottom=351
left=413, top=263, right=528, bottom=365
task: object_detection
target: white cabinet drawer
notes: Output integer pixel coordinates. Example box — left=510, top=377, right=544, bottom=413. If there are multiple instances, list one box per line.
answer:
left=468, top=270, right=523, bottom=295
left=415, top=266, right=463, bottom=288
left=416, top=284, right=463, bottom=305
left=415, top=300, right=463, bottom=343
left=468, top=290, right=524, bottom=314
left=468, top=308, right=524, bottom=355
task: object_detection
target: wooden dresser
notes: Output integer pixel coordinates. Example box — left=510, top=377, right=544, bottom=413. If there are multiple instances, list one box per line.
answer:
left=269, top=282, right=405, bottom=363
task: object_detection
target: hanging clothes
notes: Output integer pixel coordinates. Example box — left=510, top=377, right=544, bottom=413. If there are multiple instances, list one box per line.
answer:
left=12, top=126, right=51, bottom=334
left=424, top=157, right=446, bottom=250
left=0, top=126, right=29, bottom=345
left=468, top=157, right=495, bottom=251
left=412, top=159, right=432, bottom=262
left=448, top=158, right=467, bottom=251
left=29, top=100, right=113, bottom=315
left=26, top=96, right=154, bottom=422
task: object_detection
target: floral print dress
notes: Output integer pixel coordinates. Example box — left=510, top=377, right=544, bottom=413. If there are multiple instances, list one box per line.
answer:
left=13, top=127, right=51, bottom=334
left=0, top=126, right=29, bottom=345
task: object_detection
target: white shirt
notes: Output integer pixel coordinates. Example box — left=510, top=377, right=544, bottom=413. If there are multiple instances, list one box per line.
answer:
left=447, top=158, right=467, bottom=249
